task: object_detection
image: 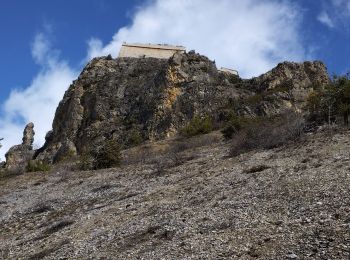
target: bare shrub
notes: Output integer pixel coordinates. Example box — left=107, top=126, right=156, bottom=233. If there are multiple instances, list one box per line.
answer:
left=163, top=133, right=220, bottom=167
left=122, top=145, right=150, bottom=166
left=230, top=111, right=304, bottom=157
left=177, top=133, right=221, bottom=150
left=123, top=132, right=221, bottom=168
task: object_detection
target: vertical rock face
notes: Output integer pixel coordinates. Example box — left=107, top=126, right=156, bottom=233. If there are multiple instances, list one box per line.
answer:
left=240, top=61, right=330, bottom=116
left=5, top=123, right=35, bottom=172
left=36, top=53, right=234, bottom=162
left=254, top=61, right=330, bottom=102
left=35, top=52, right=330, bottom=163
left=22, top=122, right=35, bottom=147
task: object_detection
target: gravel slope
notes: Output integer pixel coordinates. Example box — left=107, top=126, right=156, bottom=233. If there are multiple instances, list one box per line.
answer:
left=1, top=128, right=350, bottom=259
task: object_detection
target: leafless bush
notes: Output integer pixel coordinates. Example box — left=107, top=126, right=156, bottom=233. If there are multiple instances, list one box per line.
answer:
left=123, top=133, right=221, bottom=167
left=176, top=133, right=221, bottom=150
left=230, top=111, right=304, bottom=157
left=122, top=146, right=150, bottom=166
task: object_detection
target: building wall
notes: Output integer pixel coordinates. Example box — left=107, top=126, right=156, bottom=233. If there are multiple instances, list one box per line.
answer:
left=119, top=44, right=185, bottom=59
left=218, top=67, right=239, bottom=76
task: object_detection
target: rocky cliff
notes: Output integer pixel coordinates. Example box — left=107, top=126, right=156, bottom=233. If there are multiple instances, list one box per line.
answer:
left=35, top=52, right=329, bottom=163
left=254, top=61, right=329, bottom=107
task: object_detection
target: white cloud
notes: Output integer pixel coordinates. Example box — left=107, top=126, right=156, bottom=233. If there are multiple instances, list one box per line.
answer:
left=31, top=33, right=51, bottom=64
left=0, top=33, right=77, bottom=161
left=317, top=11, right=335, bottom=28
left=87, top=0, right=307, bottom=78
left=318, top=0, right=350, bottom=28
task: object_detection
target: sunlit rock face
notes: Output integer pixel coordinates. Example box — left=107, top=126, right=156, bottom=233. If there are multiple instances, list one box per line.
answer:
left=35, top=52, right=329, bottom=163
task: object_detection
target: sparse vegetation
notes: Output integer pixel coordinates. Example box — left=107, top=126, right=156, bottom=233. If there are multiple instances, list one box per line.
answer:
left=2, top=117, right=350, bottom=259
left=123, top=132, right=220, bottom=168
left=180, top=115, right=213, bottom=137
left=76, top=151, right=94, bottom=171
left=26, top=160, right=51, bottom=172
left=306, top=74, right=350, bottom=125
left=94, top=139, right=121, bottom=169
left=221, top=114, right=260, bottom=140
left=240, top=82, right=292, bottom=107
left=55, top=149, right=77, bottom=163
left=126, top=129, right=143, bottom=147
left=229, top=111, right=304, bottom=157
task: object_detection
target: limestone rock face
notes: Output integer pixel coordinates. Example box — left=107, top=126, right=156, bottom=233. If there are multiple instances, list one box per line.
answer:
left=5, top=123, right=35, bottom=171
left=239, top=61, right=330, bottom=116
left=35, top=53, right=330, bottom=163
left=22, top=122, right=35, bottom=146
left=255, top=61, right=329, bottom=102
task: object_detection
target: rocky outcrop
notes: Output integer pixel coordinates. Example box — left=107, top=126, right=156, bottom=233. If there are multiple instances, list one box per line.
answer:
left=5, top=123, right=35, bottom=172
left=234, top=61, right=330, bottom=116
left=255, top=61, right=329, bottom=103
left=22, top=122, right=35, bottom=146
left=35, top=52, right=330, bottom=163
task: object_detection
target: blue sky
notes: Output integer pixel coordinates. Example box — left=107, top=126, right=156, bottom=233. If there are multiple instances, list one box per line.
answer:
left=1, top=0, right=350, bottom=159
left=0, top=0, right=141, bottom=104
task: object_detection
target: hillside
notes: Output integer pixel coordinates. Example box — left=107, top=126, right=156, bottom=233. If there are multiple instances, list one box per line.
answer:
left=1, top=127, right=350, bottom=259
left=1, top=51, right=347, bottom=259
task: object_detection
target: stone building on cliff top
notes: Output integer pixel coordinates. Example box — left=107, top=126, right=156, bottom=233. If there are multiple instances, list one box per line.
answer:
left=118, top=42, right=186, bottom=59
left=118, top=42, right=238, bottom=75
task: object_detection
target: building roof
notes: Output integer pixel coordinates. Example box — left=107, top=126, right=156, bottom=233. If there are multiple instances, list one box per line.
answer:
left=121, top=42, right=186, bottom=51
left=218, top=67, right=239, bottom=75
